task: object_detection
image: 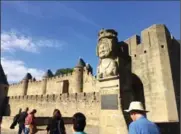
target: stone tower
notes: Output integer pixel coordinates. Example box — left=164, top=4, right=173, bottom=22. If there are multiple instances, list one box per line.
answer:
left=124, top=24, right=179, bottom=122
left=0, top=63, right=9, bottom=116
left=22, top=73, right=32, bottom=96
left=72, top=58, right=85, bottom=93
left=42, top=69, right=53, bottom=94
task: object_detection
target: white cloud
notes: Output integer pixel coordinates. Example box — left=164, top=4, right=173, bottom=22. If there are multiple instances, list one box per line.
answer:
left=1, top=30, right=64, bottom=53
left=1, top=57, right=44, bottom=83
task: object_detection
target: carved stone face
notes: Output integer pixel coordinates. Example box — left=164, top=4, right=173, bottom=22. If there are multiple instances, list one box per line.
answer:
left=98, top=40, right=111, bottom=58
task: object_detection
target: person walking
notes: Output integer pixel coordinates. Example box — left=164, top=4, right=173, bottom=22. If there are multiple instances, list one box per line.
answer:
left=124, top=101, right=160, bottom=134
left=17, top=107, right=29, bottom=134
left=10, top=108, right=22, bottom=129
left=72, top=112, right=87, bottom=134
left=46, top=109, right=66, bottom=134
left=24, top=109, right=37, bottom=134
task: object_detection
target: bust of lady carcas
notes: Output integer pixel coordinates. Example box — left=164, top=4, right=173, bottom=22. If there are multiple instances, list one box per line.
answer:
left=96, top=29, right=118, bottom=79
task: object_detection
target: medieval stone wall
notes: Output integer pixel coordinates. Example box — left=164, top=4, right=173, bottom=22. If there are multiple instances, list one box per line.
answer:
left=27, top=80, right=43, bottom=95
left=8, top=82, right=24, bottom=96
left=6, top=92, right=100, bottom=125
left=46, top=74, right=71, bottom=94
left=167, top=38, right=180, bottom=120
left=83, top=70, right=97, bottom=93
left=7, top=70, right=97, bottom=96
left=125, top=24, right=179, bottom=122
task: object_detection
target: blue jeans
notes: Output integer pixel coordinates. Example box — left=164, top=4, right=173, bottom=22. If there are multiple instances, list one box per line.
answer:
left=24, top=127, right=30, bottom=134
left=18, top=125, right=25, bottom=134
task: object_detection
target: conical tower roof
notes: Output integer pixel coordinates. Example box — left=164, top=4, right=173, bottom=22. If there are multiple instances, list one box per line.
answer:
left=32, top=77, right=36, bottom=81
left=86, top=63, right=92, bottom=69
left=0, top=64, right=8, bottom=85
left=43, top=69, right=54, bottom=78
left=23, top=73, right=32, bottom=80
left=75, top=58, right=86, bottom=68
left=86, top=63, right=93, bottom=74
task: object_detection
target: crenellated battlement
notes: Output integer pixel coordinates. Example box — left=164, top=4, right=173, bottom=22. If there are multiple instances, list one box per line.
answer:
left=47, top=73, right=73, bottom=81
left=28, top=79, right=42, bottom=83
left=9, top=82, right=23, bottom=86
left=9, top=92, right=100, bottom=103
left=124, top=24, right=171, bottom=56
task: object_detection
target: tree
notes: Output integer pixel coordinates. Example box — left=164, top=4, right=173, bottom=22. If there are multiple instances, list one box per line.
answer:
left=55, top=68, right=73, bottom=76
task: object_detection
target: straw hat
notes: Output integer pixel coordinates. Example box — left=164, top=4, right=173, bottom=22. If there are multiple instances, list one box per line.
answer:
left=124, top=101, right=149, bottom=112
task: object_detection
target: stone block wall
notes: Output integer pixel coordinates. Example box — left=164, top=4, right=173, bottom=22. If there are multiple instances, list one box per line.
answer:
left=46, top=75, right=71, bottom=94
left=6, top=92, right=100, bottom=126
left=7, top=71, right=97, bottom=96
left=83, top=71, right=97, bottom=93
left=27, top=80, right=43, bottom=95
left=124, top=24, right=179, bottom=122
left=167, top=38, right=180, bottom=120
left=8, top=82, right=24, bottom=96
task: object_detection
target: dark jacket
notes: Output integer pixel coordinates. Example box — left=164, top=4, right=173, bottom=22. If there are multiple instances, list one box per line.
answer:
left=17, top=111, right=28, bottom=126
left=10, top=113, right=21, bottom=129
left=46, top=117, right=66, bottom=134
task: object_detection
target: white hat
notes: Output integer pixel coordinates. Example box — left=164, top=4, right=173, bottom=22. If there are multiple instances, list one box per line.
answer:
left=124, top=101, right=149, bottom=112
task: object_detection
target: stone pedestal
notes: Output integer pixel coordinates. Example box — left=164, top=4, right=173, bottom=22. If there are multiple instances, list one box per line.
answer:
left=98, top=77, right=128, bottom=134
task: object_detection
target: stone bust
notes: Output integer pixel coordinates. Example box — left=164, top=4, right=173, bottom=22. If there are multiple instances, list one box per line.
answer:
left=96, top=29, right=118, bottom=79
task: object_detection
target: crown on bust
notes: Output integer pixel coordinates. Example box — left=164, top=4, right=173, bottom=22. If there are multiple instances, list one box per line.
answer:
left=98, top=29, right=118, bottom=40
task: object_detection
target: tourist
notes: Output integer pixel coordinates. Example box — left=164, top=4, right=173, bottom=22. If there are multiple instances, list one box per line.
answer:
left=24, top=109, right=37, bottom=134
left=124, top=101, right=160, bottom=134
left=10, top=108, right=22, bottom=129
left=17, top=107, right=29, bottom=134
left=72, top=112, right=87, bottom=134
left=46, top=109, right=66, bottom=134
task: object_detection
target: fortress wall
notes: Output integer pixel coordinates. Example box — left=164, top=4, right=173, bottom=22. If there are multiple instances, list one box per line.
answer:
left=126, top=24, right=179, bottom=122
left=8, top=82, right=24, bottom=96
left=46, top=74, right=72, bottom=94
left=27, top=80, right=43, bottom=95
left=83, top=72, right=97, bottom=93
left=124, top=35, right=142, bottom=56
left=7, top=71, right=97, bottom=96
left=168, top=39, right=180, bottom=120
left=7, top=92, right=100, bottom=125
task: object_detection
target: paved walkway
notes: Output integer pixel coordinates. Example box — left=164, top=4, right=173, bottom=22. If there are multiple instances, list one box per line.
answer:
left=1, top=125, right=99, bottom=134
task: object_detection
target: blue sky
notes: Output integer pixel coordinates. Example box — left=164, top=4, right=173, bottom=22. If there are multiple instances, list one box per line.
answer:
left=1, top=1, right=180, bottom=82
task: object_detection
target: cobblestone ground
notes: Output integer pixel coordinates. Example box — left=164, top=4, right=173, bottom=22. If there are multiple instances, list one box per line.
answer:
left=1, top=125, right=99, bottom=134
